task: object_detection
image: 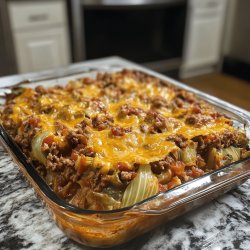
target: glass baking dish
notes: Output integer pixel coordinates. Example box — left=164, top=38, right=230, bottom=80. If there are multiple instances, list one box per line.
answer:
left=0, top=57, right=249, bottom=248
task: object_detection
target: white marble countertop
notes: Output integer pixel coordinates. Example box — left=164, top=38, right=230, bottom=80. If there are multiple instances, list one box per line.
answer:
left=0, top=57, right=249, bottom=250
left=1, top=145, right=249, bottom=250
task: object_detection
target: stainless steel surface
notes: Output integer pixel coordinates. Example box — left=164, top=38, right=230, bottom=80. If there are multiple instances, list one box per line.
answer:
left=70, top=0, right=86, bottom=62
left=80, top=0, right=186, bottom=7
left=70, top=0, right=186, bottom=70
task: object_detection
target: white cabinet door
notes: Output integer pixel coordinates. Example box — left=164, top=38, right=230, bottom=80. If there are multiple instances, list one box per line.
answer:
left=183, top=0, right=227, bottom=72
left=184, top=10, right=224, bottom=68
left=14, top=27, right=70, bottom=73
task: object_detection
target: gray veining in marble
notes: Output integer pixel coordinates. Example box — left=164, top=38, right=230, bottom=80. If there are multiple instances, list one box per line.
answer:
left=0, top=144, right=249, bottom=250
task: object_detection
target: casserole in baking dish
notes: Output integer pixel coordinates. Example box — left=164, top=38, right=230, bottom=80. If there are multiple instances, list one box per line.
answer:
left=0, top=57, right=249, bottom=247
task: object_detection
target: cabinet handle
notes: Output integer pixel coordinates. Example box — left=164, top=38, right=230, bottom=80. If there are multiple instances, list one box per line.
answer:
left=28, top=14, right=49, bottom=22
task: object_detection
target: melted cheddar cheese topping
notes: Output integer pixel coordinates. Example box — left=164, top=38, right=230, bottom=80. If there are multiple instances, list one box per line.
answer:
left=8, top=73, right=235, bottom=173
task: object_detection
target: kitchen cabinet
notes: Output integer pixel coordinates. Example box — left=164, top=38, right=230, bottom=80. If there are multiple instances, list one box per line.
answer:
left=14, top=27, right=69, bottom=73
left=181, top=0, right=227, bottom=77
left=8, top=0, right=70, bottom=73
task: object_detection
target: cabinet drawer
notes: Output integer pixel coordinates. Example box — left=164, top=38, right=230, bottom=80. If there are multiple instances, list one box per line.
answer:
left=8, top=0, right=66, bottom=30
left=14, top=27, right=70, bottom=73
left=190, top=0, right=225, bottom=10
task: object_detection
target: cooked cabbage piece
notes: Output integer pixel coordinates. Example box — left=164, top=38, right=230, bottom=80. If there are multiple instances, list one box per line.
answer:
left=31, top=131, right=51, bottom=165
left=121, top=165, right=159, bottom=207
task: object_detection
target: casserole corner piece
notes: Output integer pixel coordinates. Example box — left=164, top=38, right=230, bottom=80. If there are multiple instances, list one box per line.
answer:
left=0, top=57, right=249, bottom=247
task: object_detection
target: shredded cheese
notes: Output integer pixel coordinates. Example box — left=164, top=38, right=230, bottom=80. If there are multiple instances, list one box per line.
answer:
left=9, top=75, right=235, bottom=173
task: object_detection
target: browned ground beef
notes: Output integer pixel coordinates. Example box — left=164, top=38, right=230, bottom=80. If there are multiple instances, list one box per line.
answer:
left=1, top=69, right=249, bottom=210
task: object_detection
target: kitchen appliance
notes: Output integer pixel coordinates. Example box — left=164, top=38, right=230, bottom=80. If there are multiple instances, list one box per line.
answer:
left=70, top=0, right=187, bottom=74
